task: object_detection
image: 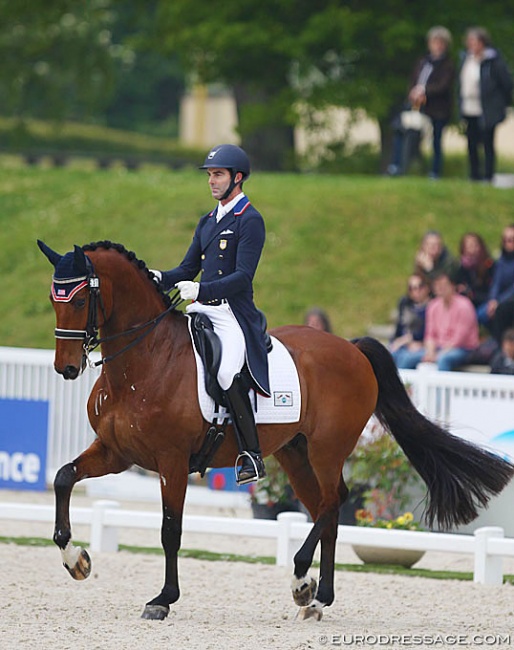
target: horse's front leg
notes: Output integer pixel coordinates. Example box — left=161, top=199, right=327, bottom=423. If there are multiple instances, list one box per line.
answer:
left=141, top=456, right=189, bottom=621
left=54, top=438, right=129, bottom=580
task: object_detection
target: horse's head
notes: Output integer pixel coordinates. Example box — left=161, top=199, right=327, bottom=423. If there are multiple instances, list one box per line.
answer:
left=38, top=240, right=109, bottom=379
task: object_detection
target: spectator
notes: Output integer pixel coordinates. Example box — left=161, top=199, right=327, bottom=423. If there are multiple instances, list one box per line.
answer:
left=478, top=224, right=514, bottom=336
left=490, top=328, right=514, bottom=375
left=388, top=26, right=455, bottom=178
left=304, top=307, right=332, bottom=333
left=413, top=230, right=458, bottom=289
left=458, top=27, right=513, bottom=182
left=396, top=272, right=479, bottom=371
left=389, top=274, right=430, bottom=368
left=454, top=232, right=495, bottom=312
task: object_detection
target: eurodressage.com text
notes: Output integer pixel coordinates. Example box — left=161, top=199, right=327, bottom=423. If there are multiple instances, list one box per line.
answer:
left=317, top=633, right=511, bottom=646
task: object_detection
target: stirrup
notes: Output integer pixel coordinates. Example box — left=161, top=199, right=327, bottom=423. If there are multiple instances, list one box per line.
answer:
left=234, top=451, right=264, bottom=486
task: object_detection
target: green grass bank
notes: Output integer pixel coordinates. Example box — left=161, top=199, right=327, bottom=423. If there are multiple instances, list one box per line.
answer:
left=1, top=157, right=513, bottom=349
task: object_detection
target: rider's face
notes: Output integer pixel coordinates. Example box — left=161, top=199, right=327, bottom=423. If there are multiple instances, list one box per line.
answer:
left=207, top=168, right=232, bottom=200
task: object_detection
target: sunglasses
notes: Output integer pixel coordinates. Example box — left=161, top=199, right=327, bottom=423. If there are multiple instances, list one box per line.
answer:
left=503, top=237, right=514, bottom=243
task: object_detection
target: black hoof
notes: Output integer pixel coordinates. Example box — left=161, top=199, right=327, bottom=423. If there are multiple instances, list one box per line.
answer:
left=141, top=604, right=169, bottom=620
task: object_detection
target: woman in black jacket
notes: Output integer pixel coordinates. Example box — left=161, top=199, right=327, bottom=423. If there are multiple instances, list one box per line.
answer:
left=458, top=27, right=513, bottom=182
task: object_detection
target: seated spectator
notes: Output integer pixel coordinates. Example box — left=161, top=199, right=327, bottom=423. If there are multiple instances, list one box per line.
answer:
left=413, top=230, right=458, bottom=289
left=478, top=224, right=514, bottom=334
left=490, top=328, right=514, bottom=375
left=454, top=232, right=495, bottom=312
left=396, top=272, right=479, bottom=371
left=304, top=307, right=332, bottom=333
left=389, top=274, right=430, bottom=367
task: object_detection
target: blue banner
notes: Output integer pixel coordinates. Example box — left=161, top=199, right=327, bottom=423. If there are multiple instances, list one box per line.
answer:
left=0, top=398, right=49, bottom=491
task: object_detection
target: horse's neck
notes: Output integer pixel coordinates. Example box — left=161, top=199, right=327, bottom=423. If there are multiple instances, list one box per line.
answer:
left=93, top=253, right=185, bottom=379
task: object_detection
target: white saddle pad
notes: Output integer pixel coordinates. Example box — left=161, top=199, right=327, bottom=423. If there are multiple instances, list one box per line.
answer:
left=187, top=321, right=301, bottom=424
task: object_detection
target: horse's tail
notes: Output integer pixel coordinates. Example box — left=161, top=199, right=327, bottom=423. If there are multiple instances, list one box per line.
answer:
left=352, top=336, right=514, bottom=530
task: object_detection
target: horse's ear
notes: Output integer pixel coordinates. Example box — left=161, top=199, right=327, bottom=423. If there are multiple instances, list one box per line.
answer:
left=73, top=245, right=88, bottom=276
left=37, top=240, right=62, bottom=267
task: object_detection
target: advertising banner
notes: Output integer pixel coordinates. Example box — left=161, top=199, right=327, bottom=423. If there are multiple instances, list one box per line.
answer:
left=0, top=398, right=49, bottom=491
left=450, top=394, right=514, bottom=461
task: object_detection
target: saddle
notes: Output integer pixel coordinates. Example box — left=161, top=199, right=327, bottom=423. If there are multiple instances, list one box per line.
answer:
left=189, top=309, right=272, bottom=408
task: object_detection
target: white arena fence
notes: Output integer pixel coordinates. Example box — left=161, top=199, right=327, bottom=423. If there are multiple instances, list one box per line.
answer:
left=0, top=501, right=513, bottom=586
left=1, top=347, right=513, bottom=483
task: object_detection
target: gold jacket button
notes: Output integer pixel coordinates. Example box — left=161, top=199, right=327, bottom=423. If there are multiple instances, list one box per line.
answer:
left=218, top=269, right=223, bottom=275
left=201, top=254, right=206, bottom=260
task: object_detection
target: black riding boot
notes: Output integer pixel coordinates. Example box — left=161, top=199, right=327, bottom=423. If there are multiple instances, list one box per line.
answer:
left=224, top=374, right=266, bottom=485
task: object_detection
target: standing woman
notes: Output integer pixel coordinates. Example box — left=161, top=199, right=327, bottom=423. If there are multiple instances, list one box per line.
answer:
left=458, top=27, right=513, bottom=182
left=408, top=26, right=455, bottom=179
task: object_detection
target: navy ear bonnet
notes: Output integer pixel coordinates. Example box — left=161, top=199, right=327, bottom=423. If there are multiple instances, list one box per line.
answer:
left=51, top=252, right=89, bottom=302
left=38, top=240, right=91, bottom=303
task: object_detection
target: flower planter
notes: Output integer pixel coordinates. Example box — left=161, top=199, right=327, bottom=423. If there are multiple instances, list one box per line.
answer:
left=352, top=544, right=425, bottom=568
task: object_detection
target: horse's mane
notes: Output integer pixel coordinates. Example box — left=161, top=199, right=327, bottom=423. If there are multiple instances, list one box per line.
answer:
left=82, top=240, right=172, bottom=309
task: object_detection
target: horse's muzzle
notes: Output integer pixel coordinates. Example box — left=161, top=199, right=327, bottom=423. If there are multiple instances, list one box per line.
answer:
left=57, top=364, right=81, bottom=380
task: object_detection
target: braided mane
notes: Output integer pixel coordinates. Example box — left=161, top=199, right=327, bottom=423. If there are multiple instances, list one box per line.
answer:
left=82, top=240, right=172, bottom=309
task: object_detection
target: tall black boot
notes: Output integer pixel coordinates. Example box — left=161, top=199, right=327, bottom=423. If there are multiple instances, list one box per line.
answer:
left=224, top=374, right=266, bottom=485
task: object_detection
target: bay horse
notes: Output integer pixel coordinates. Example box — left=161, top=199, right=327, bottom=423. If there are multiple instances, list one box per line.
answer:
left=39, top=240, right=514, bottom=621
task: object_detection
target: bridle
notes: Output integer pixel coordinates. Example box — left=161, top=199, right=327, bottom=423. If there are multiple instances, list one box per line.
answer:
left=53, top=257, right=182, bottom=368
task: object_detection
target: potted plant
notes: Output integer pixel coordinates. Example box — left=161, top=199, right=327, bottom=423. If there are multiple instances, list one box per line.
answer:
left=347, top=420, right=425, bottom=567
left=348, top=421, right=422, bottom=521
left=249, top=456, right=300, bottom=519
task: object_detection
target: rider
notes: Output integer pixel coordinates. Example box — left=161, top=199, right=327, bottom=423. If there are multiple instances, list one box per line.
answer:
left=153, top=144, right=270, bottom=485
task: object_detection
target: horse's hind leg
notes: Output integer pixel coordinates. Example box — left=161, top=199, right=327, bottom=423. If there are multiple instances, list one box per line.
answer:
left=276, top=436, right=347, bottom=621
left=54, top=438, right=129, bottom=580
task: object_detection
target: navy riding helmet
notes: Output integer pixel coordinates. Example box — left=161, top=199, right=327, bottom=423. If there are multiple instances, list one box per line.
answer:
left=199, top=144, right=251, bottom=181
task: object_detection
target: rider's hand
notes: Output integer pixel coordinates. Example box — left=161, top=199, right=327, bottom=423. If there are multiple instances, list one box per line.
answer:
left=149, top=269, right=162, bottom=283
left=176, top=280, right=200, bottom=301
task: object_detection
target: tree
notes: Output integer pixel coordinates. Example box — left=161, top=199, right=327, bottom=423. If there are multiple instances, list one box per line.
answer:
left=0, top=0, right=129, bottom=125
left=153, top=0, right=514, bottom=171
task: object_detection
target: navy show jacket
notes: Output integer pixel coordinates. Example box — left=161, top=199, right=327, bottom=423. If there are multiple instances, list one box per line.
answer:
left=162, top=195, right=270, bottom=396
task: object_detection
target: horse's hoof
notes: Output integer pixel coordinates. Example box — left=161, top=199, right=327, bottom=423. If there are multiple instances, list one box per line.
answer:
left=297, top=599, right=324, bottom=621
left=64, top=548, right=91, bottom=581
left=141, top=604, right=170, bottom=620
left=291, top=575, right=318, bottom=607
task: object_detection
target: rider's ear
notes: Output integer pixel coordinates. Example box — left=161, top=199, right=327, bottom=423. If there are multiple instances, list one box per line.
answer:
left=74, top=245, right=89, bottom=276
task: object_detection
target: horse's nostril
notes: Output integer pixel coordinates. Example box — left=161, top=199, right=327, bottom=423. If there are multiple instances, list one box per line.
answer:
left=62, top=365, right=79, bottom=380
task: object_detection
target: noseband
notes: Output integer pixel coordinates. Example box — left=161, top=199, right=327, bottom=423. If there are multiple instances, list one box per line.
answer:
left=53, top=257, right=180, bottom=368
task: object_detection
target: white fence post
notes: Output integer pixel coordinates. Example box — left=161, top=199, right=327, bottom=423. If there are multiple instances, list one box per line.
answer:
left=90, top=500, right=120, bottom=553
left=474, top=526, right=504, bottom=585
left=276, top=511, right=308, bottom=567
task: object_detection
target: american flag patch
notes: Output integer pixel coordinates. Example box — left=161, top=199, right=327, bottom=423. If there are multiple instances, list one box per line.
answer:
left=51, top=278, right=88, bottom=302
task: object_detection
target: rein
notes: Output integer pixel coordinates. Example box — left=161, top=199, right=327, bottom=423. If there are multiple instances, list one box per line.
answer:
left=54, top=257, right=183, bottom=368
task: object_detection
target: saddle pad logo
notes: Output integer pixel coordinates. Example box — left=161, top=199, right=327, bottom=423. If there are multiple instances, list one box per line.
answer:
left=274, top=391, right=293, bottom=407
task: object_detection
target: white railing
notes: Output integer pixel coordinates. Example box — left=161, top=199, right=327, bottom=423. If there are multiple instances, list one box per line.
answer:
left=0, top=346, right=513, bottom=485
left=0, top=501, right=512, bottom=585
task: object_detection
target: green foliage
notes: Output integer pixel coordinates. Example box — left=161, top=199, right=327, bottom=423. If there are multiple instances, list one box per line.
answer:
left=0, top=1, right=126, bottom=120
left=349, top=430, right=421, bottom=520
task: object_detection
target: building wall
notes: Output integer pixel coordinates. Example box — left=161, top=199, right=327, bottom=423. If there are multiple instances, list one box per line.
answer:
left=179, top=88, right=514, bottom=160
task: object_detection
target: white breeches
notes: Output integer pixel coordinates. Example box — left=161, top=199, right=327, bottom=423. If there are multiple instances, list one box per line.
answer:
left=186, top=301, right=246, bottom=390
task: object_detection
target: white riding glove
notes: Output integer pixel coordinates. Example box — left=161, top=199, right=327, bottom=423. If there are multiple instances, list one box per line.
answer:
left=176, top=280, right=200, bottom=301
left=149, top=269, right=162, bottom=283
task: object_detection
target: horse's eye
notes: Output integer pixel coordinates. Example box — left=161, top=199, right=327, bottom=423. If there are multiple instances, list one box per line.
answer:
left=74, top=298, right=86, bottom=309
